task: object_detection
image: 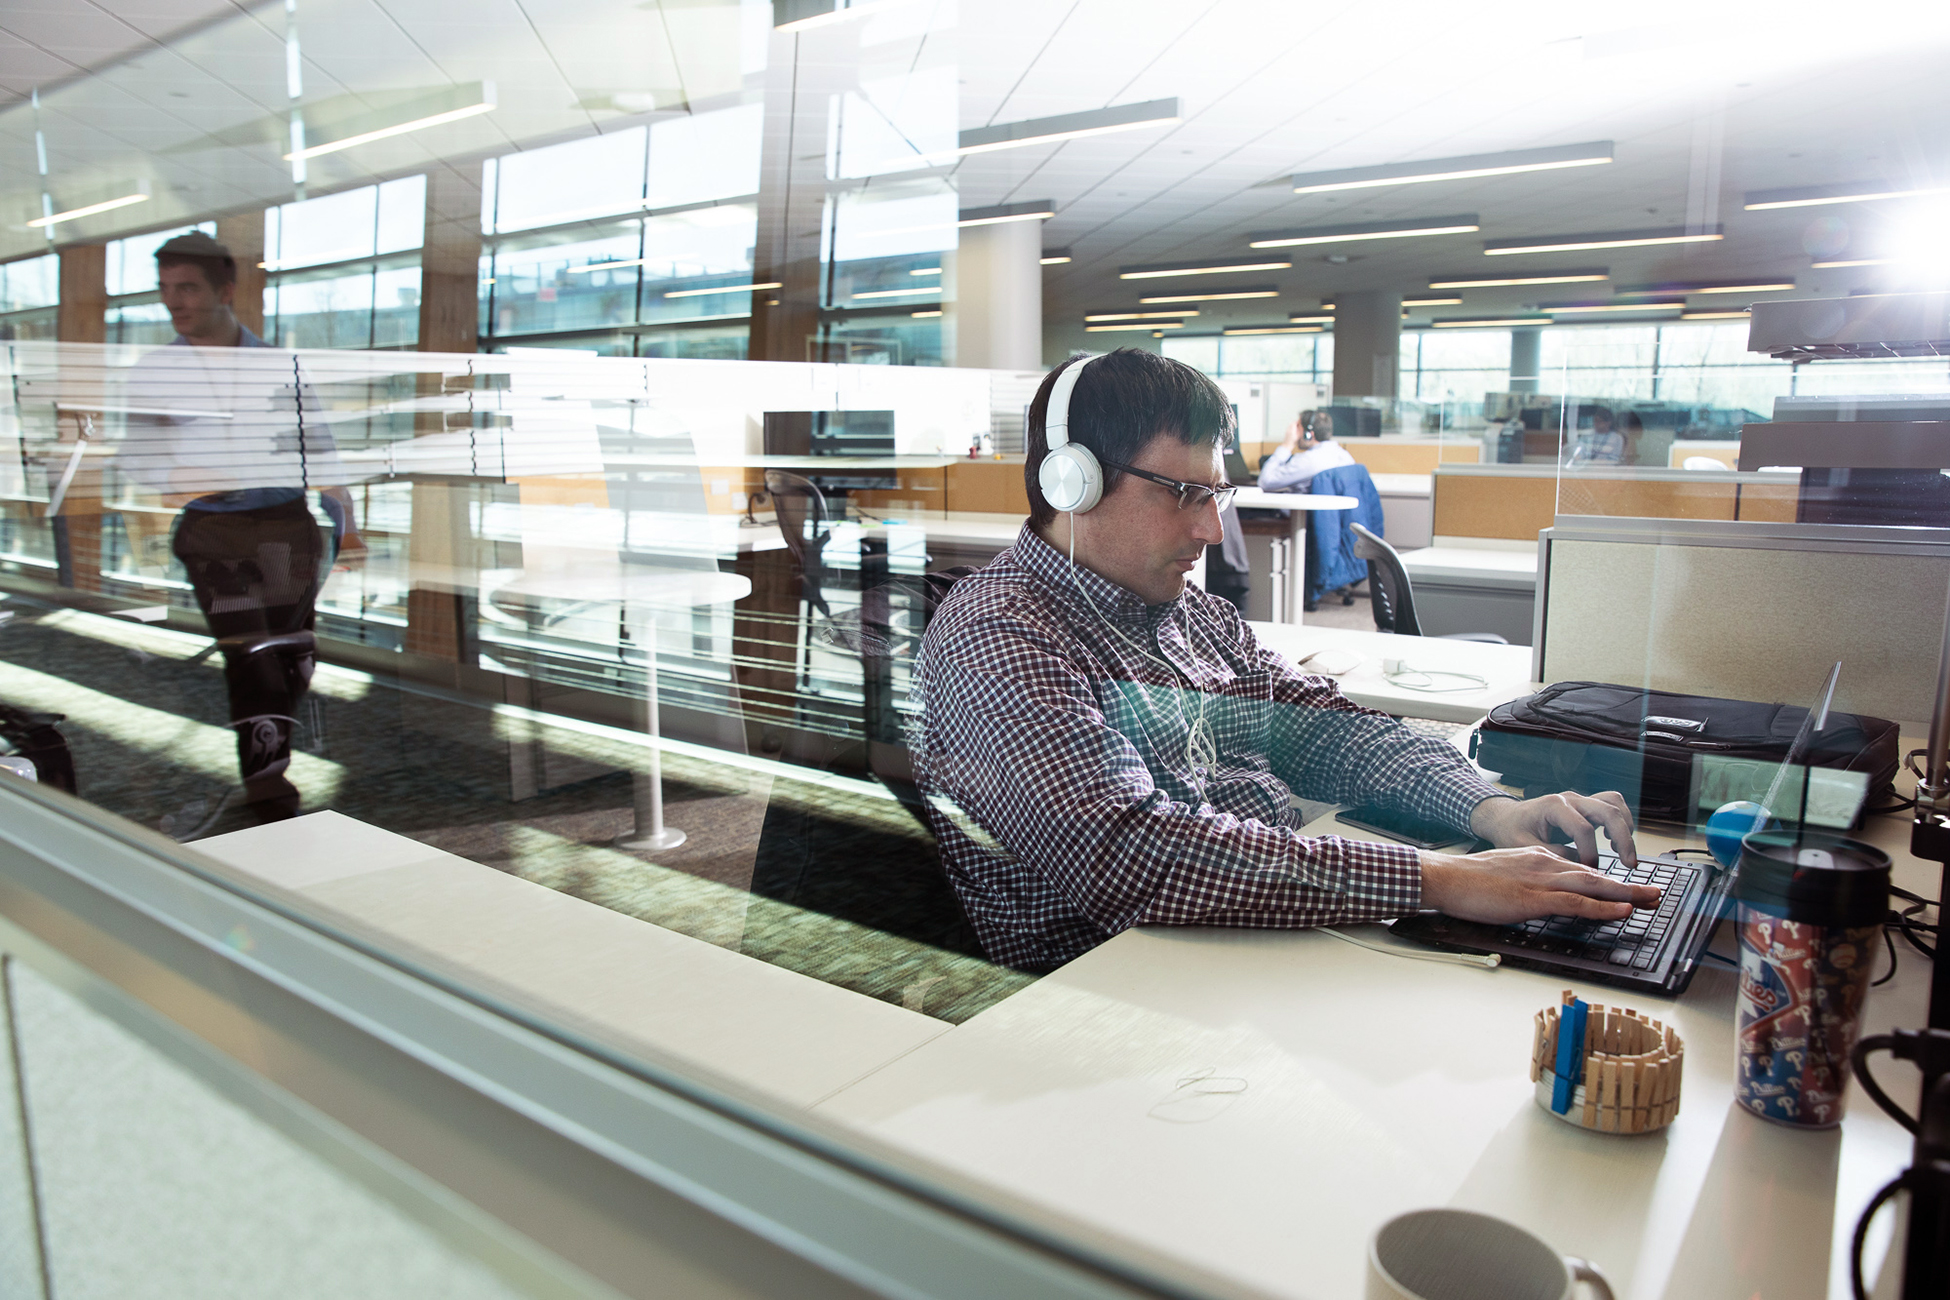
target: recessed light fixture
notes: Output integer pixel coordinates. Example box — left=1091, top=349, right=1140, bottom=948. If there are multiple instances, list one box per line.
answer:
left=853, top=286, right=942, bottom=299
left=1040, top=249, right=1073, bottom=265
left=1542, top=301, right=1686, bottom=314
left=1743, top=181, right=1950, bottom=210
left=958, top=200, right=1055, bottom=227
left=1247, top=215, right=1479, bottom=249
left=662, top=281, right=784, bottom=298
left=283, top=81, right=495, bottom=160
left=1083, top=310, right=1199, bottom=322
left=958, top=99, right=1180, bottom=157
left=26, top=190, right=149, bottom=228
left=1086, top=321, right=1184, bottom=332
left=911, top=309, right=942, bottom=318
left=1484, top=227, right=1723, bottom=255
left=1120, top=259, right=1293, bottom=280
left=1287, top=314, right=1335, bottom=324
left=773, top=0, right=905, bottom=32
left=1430, top=316, right=1553, bottom=328
left=910, top=267, right=941, bottom=276
left=1401, top=295, right=1463, bottom=307
left=1224, top=325, right=1321, bottom=335
left=1428, top=270, right=1609, bottom=288
left=1288, top=142, right=1614, bottom=195
left=1811, top=257, right=1894, bottom=269
left=1680, top=309, right=1751, bottom=320
left=1137, top=288, right=1279, bottom=303
left=1616, top=279, right=1796, bottom=296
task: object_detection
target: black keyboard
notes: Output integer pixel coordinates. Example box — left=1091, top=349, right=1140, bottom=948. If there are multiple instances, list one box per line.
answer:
left=1503, top=856, right=1701, bottom=971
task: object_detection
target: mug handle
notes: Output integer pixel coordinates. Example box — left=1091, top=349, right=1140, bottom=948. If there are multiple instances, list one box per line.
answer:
left=1565, top=1257, right=1614, bottom=1300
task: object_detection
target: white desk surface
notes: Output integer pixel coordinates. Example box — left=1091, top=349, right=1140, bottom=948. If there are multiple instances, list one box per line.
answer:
left=193, top=811, right=948, bottom=1109
left=1398, top=545, right=1540, bottom=590
left=818, top=805, right=1932, bottom=1300
left=1231, top=487, right=1358, bottom=512
left=1246, top=621, right=1536, bottom=723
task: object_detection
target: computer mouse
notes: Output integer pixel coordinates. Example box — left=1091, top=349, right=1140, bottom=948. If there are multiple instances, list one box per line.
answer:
left=1297, top=647, right=1363, bottom=676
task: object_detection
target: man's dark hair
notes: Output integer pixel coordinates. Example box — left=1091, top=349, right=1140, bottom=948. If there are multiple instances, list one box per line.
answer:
left=1587, top=404, right=1614, bottom=426
left=155, top=231, right=237, bottom=292
left=1024, top=348, right=1235, bottom=528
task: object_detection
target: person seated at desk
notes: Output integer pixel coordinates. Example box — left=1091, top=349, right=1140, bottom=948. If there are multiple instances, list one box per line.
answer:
left=911, top=349, right=1655, bottom=973
left=1565, top=406, right=1628, bottom=466
left=1257, top=408, right=1355, bottom=492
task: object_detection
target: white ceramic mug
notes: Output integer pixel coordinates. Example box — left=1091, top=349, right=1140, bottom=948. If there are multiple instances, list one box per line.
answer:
left=1367, top=1208, right=1613, bottom=1300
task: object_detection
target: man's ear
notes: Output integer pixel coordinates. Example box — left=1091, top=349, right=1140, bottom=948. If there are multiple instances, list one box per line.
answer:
left=218, top=278, right=236, bottom=308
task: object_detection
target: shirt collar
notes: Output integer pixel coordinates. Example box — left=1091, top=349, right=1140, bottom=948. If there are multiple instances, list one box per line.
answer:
left=1012, top=521, right=1176, bottom=623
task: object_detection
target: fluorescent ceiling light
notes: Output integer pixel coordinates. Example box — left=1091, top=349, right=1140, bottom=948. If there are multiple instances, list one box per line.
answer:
left=774, top=0, right=906, bottom=33
left=1086, top=321, right=1183, bottom=332
left=1041, top=250, right=1073, bottom=265
left=1429, top=270, right=1608, bottom=288
left=1289, top=141, right=1613, bottom=195
left=1811, top=257, right=1895, bottom=269
left=569, top=258, right=647, bottom=274
left=1431, top=316, right=1552, bottom=328
left=959, top=99, right=1179, bottom=157
left=853, top=286, right=942, bottom=299
left=1316, top=302, right=1338, bottom=311
left=1402, top=295, right=1463, bottom=307
left=1681, top=309, right=1751, bottom=320
left=1248, top=214, right=1479, bottom=249
left=1287, top=314, right=1335, bottom=324
left=1121, top=259, right=1292, bottom=280
left=1543, top=301, right=1686, bottom=314
left=1743, top=181, right=1950, bottom=211
left=1083, top=310, right=1198, bottom=322
left=1616, top=279, right=1796, bottom=296
left=27, top=190, right=149, bottom=228
left=910, top=267, right=941, bottom=276
left=1485, top=227, right=1723, bottom=255
left=958, top=201, right=1054, bottom=227
left=283, top=82, right=494, bottom=160
left=1225, top=326, right=1321, bottom=335
left=1138, top=288, right=1278, bottom=303
left=663, top=281, right=783, bottom=298
left=911, top=309, right=942, bottom=318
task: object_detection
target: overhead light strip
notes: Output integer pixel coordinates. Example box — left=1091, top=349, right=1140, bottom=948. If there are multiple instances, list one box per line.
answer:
left=1085, top=321, right=1184, bottom=332
left=1680, top=309, right=1751, bottom=320
left=1811, top=257, right=1894, bottom=269
left=1040, top=249, right=1073, bottom=265
left=853, top=286, right=943, bottom=299
left=1120, top=259, right=1292, bottom=280
left=1289, top=141, right=1613, bottom=194
left=1247, top=214, right=1479, bottom=249
left=1287, top=314, right=1335, bottom=324
left=283, top=81, right=495, bottom=160
left=958, top=201, right=1055, bottom=227
left=1484, top=227, right=1723, bottom=255
left=1542, top=301, right=1686, bottom=314
left=1615, top=280, right=1796, bottom=296
left=958, top=98, right=1180, bottom=157
left=1137, top=288, right=1278, bottom=303
left=774, top=0, right=906, bottom=33
left=1225, top=326, right=1321, bottom=335
left=1743, top=181, right=1950, bottom=211
left=1083, top=310, right=1199, bottom=322
left=1401, top=295, right=1463, bottom=306
left=1430, top=316, right=1552, bottom=328
left=663, top=281, right=784, bottom=298
left=1429, top=270, right=1608, bottom=288
left=26, top=191, right=149, bottom=228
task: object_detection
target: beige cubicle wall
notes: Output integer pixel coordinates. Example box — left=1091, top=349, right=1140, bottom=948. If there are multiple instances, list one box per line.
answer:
left=1433, top=464, right=1799, bottom=542
left=1535, top=517, right=1950, bottom=726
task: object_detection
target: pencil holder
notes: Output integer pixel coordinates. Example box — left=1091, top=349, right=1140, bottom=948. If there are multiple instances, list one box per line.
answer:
left=1529, top=989, right=1684, bottom=1135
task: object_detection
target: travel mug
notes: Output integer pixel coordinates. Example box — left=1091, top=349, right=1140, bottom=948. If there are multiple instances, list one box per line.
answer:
left=1367, top=1208, right=1612, bottom=1300
left=1733, top=830, right=1889, bottom=1128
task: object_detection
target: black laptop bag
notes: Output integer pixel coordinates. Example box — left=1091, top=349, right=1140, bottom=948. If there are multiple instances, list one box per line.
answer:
left=1473, top=681, right=1900, bottom=824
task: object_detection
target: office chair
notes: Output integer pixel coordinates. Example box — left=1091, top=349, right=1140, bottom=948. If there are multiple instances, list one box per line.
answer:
left=1350, top=522, right=1507, bottom=644
left=762, top=470, right=832, bottom=618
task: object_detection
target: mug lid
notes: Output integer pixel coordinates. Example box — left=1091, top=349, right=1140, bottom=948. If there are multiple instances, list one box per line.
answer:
left=1734, top=830, right=1889, bottom=926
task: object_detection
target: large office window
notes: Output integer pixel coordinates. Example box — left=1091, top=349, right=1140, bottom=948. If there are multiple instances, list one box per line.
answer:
left=103, top=223, right=217, bottom=345
left=1164, top=332, right=1333, bottom=383
left=265, top=176, right=425, bottom=350
left=0, top=254, right=57, bottom=341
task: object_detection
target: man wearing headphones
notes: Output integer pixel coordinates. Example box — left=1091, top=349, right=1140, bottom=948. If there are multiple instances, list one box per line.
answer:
left=1258, top=407, right=1355, bottom=492
left=911, top=349, right=1655, bottom=973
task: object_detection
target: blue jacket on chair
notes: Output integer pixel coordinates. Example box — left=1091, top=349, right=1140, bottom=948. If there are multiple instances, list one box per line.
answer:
left=1306, top=463, right=1385, bottom=605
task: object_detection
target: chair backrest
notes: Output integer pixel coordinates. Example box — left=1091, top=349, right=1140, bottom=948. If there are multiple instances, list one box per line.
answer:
left=762, top=469, right=829, bottom=563
left=1351, top=521, right=1422, bottom=637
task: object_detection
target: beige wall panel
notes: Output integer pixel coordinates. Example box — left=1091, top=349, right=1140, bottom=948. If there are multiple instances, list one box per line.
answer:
left=1342, top=441, right=1480, bottom=475
left=1433, top=474, right=1557, bottom=540
left=1737, top=484, right=1799, bottom=522
left=944, top=460, right=1029, bottom=515
left=1555, top=477, right=1737, bottom=522
left=1542, top=539, right=1950, bottom=724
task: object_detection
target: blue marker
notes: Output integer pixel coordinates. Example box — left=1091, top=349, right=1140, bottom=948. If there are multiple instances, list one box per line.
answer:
left=1551, top=997, right=1588, bottom=1114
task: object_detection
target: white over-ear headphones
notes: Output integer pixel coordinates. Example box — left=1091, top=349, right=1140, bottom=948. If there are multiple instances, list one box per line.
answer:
left=1038, top=353, right=1104, bottom=514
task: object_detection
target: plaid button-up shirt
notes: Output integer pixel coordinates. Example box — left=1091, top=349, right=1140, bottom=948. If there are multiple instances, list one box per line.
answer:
left=913, top=523, right=1508, bottom=973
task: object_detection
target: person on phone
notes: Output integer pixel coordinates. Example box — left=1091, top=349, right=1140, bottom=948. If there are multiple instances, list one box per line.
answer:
left=911, top=350, right=1654, bottom=973
left=1257, top=407, right=1357, bottom=492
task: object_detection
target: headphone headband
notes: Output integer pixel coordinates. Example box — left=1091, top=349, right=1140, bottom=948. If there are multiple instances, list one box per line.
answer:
left=1043, top=352, right=1097, bottom=450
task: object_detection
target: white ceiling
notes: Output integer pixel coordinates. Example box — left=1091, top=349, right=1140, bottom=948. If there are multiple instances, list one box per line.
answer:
left=6, top=0, right=1949, bottom=331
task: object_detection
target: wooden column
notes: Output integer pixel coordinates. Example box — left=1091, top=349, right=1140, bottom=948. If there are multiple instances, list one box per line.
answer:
left=747, top=26, right=835, bottom=363
left=52, top=243, right=108, bottom=591
left=55, top=244, right=105, bottom=344
left=418, top=160, right=483, bottom=356
left=215, top=209, right=267, bottom=338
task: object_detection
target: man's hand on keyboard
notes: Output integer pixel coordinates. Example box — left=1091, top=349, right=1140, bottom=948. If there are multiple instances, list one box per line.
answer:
left=1468, top=790, right=1639, bottom=868
left=1416, top=846, right=1663, bottom=926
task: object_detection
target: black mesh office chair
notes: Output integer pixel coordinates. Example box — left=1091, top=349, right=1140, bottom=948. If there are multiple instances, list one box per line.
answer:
left=762, top=469, right=832, bottom=618
left=1350, top=522, right=1508, bottom=643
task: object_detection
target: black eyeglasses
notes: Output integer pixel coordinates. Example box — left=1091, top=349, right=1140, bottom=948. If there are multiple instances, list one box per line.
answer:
left=1100, top=460, right=1238, bottom=511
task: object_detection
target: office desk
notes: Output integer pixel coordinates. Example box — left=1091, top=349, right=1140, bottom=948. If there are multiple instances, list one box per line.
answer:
left=1230, top=488, right=1358, bottom=624
left=1247, top=620, right=1535, bottom=723
left=1398, top=542, right=1540, bottom=644
left=819, top=806, right=1930, bottom=1300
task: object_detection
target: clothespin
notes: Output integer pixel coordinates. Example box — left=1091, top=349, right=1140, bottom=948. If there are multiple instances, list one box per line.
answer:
left=1552, top=995, right=1588, bottom=1114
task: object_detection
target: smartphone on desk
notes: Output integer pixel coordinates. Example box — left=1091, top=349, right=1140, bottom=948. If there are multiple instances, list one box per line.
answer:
left=1332, top=804, right=1481, bottom=851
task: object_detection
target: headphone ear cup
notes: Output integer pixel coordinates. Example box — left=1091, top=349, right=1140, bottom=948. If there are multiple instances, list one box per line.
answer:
left=1039, top=444, right=1103, bottom=514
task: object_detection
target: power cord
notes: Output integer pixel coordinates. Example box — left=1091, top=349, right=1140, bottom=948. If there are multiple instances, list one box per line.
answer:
left=1848, top=1030, right=1950, bottom=1299
left=1380, top=658, right=1489, bottom=694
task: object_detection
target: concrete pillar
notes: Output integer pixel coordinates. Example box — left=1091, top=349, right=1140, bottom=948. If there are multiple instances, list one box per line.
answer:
left=419, top=160, right=484, bottom=355
left=215, top=210, right=266, bottom=338
left=1509, top=326, right=1541, bottom=393
left=1329, top=290, right=1401, bottom=398
left=951, top=219, right=1042, bottom=371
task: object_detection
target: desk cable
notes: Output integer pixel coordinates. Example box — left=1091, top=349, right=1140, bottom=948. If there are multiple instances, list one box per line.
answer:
left=1320, top=927, right=1501, bottom=970
left=1380, top=657, right=1489, bottom=694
